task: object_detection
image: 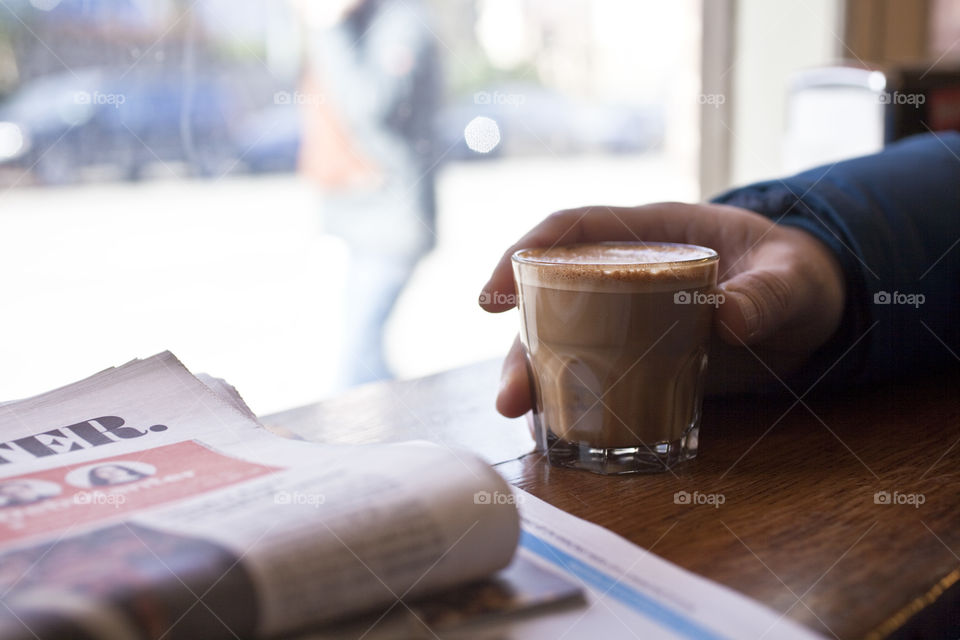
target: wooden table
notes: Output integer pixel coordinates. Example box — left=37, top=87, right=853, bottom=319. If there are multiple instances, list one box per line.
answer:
left=263, top=359, right=960, bottom=640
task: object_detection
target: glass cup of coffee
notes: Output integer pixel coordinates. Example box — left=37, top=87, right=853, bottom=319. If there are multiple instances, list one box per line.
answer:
left=512, top=242, right=720, bottom=474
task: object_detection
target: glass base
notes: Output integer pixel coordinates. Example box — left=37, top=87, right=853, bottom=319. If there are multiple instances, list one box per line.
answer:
left=544, top=425, right=698, bottom=475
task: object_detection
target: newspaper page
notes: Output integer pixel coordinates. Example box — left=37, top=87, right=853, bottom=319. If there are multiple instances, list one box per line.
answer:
left=414, top=490, right=825, bottom=640
left=0, top=353, right=519, bottom=639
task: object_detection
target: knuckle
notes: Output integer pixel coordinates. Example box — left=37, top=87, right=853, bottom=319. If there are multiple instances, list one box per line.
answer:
left=545, top=208, right=578, bottom=227
left=739, top=270, right=794, bottom=323
left=543, top=209, right=583, bottom=242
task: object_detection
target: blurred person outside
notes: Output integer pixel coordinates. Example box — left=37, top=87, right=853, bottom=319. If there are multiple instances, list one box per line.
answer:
left=296, top=0, right=441, bottom=387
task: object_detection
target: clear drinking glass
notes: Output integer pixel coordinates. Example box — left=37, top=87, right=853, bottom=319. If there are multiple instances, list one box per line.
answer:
left=512, top=242, right=720, bottom=474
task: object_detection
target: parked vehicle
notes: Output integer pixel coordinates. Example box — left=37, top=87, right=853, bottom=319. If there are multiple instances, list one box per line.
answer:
left=0, top=68, right=240, bottom=184
left=435, top=83, right=664, bottom=160
left=233, top=82, right=665, bottom=174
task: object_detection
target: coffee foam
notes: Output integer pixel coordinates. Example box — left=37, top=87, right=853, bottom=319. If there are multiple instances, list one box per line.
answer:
left=513, top=243, right=717, bottom=293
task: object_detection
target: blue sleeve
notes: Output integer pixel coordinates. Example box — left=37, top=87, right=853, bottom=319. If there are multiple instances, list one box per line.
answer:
left=712, top=132, right=960, bottom=387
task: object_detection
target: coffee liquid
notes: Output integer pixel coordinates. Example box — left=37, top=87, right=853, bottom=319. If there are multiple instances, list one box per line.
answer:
left=513, top=243, right=718, bottom=470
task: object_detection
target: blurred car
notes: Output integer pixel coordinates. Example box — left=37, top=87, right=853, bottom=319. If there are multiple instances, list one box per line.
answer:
left=231, top=102, right=301, bottom=174
left=232, top=82, right=665, bottom=174
left=436, top=83, right=664, bottom=160
left=0, top=68, right=240, bottom=184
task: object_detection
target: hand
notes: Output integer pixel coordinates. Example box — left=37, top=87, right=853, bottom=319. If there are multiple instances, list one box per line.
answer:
left=479, top=203, right=846, bottom=418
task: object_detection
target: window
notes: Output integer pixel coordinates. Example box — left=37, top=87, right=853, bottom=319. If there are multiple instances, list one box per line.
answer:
left=0, top=0, right=701, bottom=413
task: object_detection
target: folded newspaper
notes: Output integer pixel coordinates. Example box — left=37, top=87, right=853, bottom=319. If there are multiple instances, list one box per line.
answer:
left=0, top=353, right=543, bottom=639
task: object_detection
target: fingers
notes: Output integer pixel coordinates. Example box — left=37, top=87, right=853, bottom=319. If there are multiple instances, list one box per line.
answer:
left=716, top=256, right=798, bottom=346
left=714, top=223, right=846, bottom=354
left=496, top=336, right=532, bottom=418
left=479, top=203, right=706, bottom=313
left=479, top=209, right=587, bottom=313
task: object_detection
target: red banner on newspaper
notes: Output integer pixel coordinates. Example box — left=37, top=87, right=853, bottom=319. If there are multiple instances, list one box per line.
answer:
left=0, top=440, right=281, bottom=545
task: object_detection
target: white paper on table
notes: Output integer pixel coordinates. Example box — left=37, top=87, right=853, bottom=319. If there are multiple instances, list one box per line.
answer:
left=437, top=489, right=825, bottom=640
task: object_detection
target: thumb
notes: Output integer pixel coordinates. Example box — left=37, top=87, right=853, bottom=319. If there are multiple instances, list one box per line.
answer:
left=716, top=267, right=795, bottom=346
left=496, top=336, right=532, bottom=418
